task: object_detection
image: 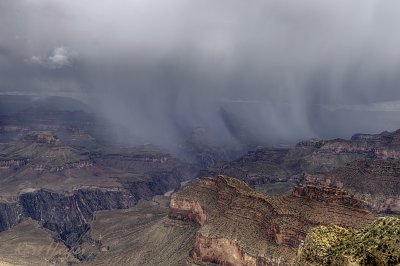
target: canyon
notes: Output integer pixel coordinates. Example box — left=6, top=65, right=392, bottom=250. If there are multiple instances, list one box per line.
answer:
left=1, top=175, right=376, bottom=265
left=0, top=96, right=399, bottom=265
left=169, top=175, right=374, bottom=265
left=0, top=131, right=197, bottom=248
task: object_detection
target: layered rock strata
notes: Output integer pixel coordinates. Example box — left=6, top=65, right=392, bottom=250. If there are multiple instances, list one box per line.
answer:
left=0, top=132, right=196, bottom=248
left=169, top=176, right=375, bottom=265
left=204, top=129, right=400, bottom=187
left=305, top=159, right=400, bottom=214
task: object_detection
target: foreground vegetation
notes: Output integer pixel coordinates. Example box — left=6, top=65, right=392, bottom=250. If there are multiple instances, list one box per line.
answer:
left=296, top=217, right=400, bottom=266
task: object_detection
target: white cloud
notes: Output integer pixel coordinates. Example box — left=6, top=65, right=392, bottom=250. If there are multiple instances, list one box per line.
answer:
left=26, top=46, right=75, bottom=69
left=48, top=46, right=71, bottom=68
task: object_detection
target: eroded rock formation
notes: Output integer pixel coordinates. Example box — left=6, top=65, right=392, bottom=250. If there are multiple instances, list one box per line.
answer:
left=204, top=129, right=400, bottom=187
left=0, top=132, right=197, bottom=248
left=169, top=176, right=375, bottom=265
left=305, top=159, right=400, bottom=215
left=0, top=171, right=190, bottom=247
left=23, top=131, right=59, bottom=145
left=0, top=159, right=29, bottom=169
left=169, top=198, right=207, bottom=225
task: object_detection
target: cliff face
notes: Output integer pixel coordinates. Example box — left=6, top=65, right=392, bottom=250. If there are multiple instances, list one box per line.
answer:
left=305, top=159, right=400, bottom=215
left=0, top=132, right=197, bottom=248
left=0, top=189, right=131, bottom=247
left=169, top=176, right=375, bottom=265
left=0, top=159, right=29, bottom=169
left=0, top=166, right=192, bottom=248
left=192, top=232, right=282, bottom=266
left=169, top=198, right=207, bottom=225
left=291, top=184, right=366, bottom=209
left=23, top=131, right=59, bottom=145
left=0, top=219, right=77, bottom=266
left=0, top=202, right=22, bottom=232
left=298, top=129, right=400, bottom=159
left=19, top=188, right=136, bottom=246
left=204, top=129, right=400, bottom=188
left=73, top=197, right=199, bottom=266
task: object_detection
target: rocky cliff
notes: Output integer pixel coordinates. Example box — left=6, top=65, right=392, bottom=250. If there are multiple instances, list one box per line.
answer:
left=169, top=176, right=375, bottom=265
left=0, top=132, right=197, bottom=248
left=0, top=162, right=194, bottom=247
left=0, top=159, right=29, bottom=169
left=0, top=201, right=22, bottom=232
left=23, top=131, right=59, bottom=145
left=204, top=129, right=400, bottom=189
left=297, top=129, right=400, bottom=159
left=304, top=159, right=400, bottom=215
left=0, top=219, right=77, bottom=266
left=291, top=184, right=366, bottom=209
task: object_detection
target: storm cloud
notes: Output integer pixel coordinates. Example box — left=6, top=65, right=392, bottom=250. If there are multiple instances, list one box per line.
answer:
left=1, top=0, right=400, bottom=148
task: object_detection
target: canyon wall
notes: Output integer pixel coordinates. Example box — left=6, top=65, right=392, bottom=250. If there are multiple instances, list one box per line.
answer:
left=169, top=176, right=374, bottom=265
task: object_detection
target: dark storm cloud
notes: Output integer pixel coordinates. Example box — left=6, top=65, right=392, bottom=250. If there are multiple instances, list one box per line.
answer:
left=0, top=46, right=9, bottom=57
left=1, top=0, right=400, bottom=148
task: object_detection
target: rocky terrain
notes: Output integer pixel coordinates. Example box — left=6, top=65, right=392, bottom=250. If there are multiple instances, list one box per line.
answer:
left=0, top=219, right=76, bottom=266
left=204, top=129, right=400, bottom=186
left=304, top=159, right=400, bottom=215
left=296, top=216, right=400, bottom=265
left=0, top=196, right=200, bottom=266
left=169, top=175, right=375, bottom=265
left=204, top=130, right=400, bottom=218
left=0, top=131, right=197, bottom=247
left=0, top=96, right=109, bottom=149
left=74, top=196, right=199, bottom=265
left=0, top=175, right=376, bottom=266
left=0, top=97, right=400, bottom=266
left=275, top=130, right=400, bottom=216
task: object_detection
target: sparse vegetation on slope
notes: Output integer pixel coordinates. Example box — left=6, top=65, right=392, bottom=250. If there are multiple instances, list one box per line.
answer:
left=296, top=217, right=400, bottom=266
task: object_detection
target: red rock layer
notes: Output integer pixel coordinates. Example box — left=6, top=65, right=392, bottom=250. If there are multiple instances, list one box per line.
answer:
left=305, top=159, right=400, bottom=214
left=169, top=176, right=374, bottom=265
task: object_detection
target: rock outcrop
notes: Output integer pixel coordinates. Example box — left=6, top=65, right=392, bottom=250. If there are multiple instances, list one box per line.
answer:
left=0, top=132, right=197, bottom=248
left=0, top=159, right=29, bottom=169
left=0, top=202, right=22, bottom=232
left=204, top=129, right=400, bottom=188
left=23, top=131, right=59, bottom=145
left=298, top=129, right=400, bottom=160
left=73, top=197, right=199, bottom=266
left=19, top=188, right=135, bottom=246
left=169, top=176, right=375, bottom=265
left=291, top=184, right=366, bottom=209
left=0, top=219, right=77, bottom=266
left=169, top=198, right=207, bottom=225
left=0, top=171, right=189, bottom=248
left=305, top=159, right=400, bottom=214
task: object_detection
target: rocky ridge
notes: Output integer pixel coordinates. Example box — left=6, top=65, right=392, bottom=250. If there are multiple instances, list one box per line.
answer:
left=169, top=175, right=375, bottom=265
left=205, top=129, right=400, bottom=187
left=0, top=132, right=196, bottom=248
left=304, top=159, right=400, bottom=215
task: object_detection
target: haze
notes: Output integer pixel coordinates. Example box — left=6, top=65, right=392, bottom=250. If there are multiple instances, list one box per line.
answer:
left=1, top=0, right=400, bottom=148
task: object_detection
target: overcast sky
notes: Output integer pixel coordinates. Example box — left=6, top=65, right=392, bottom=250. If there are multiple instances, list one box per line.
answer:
left=1, top=0, right=400, bottom=146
